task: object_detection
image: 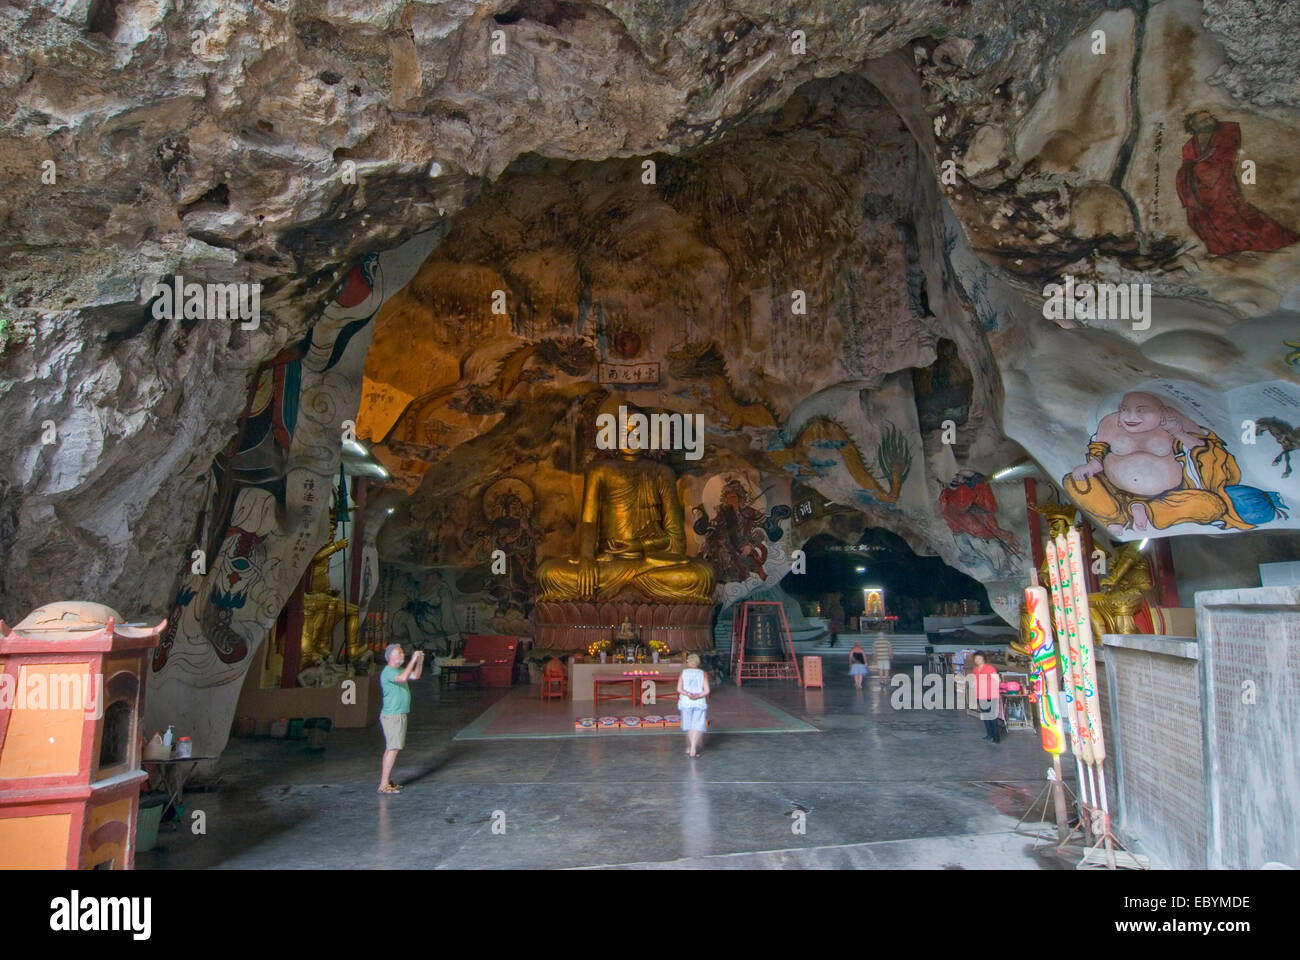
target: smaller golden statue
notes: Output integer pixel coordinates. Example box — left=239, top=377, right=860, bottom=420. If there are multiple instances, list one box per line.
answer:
left=1089, top=540, right=1153, bottom=635
left=614, top=617, right=640, bottom=659
left=301, top=519, right=362, bottom=665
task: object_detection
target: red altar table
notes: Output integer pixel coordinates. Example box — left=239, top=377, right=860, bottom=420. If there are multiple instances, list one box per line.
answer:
left=587, top=666, right=684, bottom=707
left=593, top=676, right=636, bottom=709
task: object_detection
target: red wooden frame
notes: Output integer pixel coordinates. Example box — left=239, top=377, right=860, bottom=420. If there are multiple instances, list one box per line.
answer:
left=730, top=601, right=801, bottom=686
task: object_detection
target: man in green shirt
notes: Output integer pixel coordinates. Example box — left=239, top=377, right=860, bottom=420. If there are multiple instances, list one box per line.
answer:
left=379, top=643, right=423, bottom=794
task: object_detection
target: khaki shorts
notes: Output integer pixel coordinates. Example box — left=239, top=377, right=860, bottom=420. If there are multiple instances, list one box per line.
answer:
left=380, top=713, right=408, bottom=750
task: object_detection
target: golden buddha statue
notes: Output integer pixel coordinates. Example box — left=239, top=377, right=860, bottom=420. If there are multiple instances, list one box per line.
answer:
left=301, top=521, right=362, bottom=665
left=536, top=425, right=714, bottom=604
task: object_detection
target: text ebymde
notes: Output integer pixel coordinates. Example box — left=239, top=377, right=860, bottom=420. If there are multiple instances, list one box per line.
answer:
left=148, top=274, right=260, bottom=329
left=50, top=891, right=151, bottom=941
left=595, top=405, right=705, bottom=461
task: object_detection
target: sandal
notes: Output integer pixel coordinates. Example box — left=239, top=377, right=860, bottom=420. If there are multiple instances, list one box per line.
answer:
left=378, top=784, right=402, bottom=794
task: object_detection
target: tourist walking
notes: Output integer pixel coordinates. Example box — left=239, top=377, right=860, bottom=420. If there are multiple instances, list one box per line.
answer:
left=378, top=644, right=423, bottom=793
left=971, top=651, right=1001, bottom=743
left=676, top=653, right=710, bottom=757
left=848, top=641, right=869, bottom=689
left=872, top=633, right=893, bottom=684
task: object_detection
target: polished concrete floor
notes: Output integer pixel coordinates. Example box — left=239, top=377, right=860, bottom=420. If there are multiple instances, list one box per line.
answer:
left=139, top=662, right=1100, bottom=869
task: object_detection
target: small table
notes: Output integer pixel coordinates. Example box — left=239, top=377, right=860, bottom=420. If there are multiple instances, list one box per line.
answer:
left=593, top=671, right=682, bottom=708
left=927, top=651, right=952, bottom=676
left=593, top=676, right=637, bottom=709
left=439, top=662, right=484, bottom=688
left=143, top=756, right=217, bottom=818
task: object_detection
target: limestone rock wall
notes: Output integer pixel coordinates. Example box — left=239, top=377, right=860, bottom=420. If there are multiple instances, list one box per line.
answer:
left=2, top=1, right=1298, bottom=752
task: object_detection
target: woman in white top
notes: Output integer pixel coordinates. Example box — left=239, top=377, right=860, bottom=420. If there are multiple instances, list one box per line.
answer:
left=676, top=652, right=710, bottom=758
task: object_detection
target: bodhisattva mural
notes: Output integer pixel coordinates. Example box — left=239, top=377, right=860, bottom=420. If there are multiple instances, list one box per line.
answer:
left=456, top=477, right=541, bottom=628
left=383, top=568, right=462, bottom=655
left=146, top=255, right=389, bottom=752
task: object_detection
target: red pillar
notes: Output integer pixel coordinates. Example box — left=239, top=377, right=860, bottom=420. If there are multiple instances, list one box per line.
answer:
left=1024, top=478, right=1044, bottom=572
left=280, top=569, right=309, bottom=688
left=1154, top=538, right=1180, bottom=607
left=1078, top=523, right=1100, bottom=592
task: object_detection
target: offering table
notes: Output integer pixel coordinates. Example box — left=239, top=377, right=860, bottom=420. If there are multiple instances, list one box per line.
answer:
left=570, top=661, right=685, bottom=703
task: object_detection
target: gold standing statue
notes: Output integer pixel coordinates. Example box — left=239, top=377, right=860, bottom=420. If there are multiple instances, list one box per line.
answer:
left=301, top=518, right=362, bottom=665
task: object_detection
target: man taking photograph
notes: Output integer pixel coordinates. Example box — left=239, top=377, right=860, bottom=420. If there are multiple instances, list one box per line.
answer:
left=379, top=644, right=423, bottom=794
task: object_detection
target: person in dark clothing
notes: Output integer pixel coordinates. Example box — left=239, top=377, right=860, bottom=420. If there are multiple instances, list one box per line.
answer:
left=849, top=641, right=868, bottom=690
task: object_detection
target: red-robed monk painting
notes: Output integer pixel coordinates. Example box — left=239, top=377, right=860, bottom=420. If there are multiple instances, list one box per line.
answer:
left=1175, top=111, right=1299, bottom=255
left=937, top=469, right=1024, bottom=579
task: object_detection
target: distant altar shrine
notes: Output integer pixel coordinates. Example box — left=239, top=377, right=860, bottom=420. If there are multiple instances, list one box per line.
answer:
left=533, top=410, right=716, bottom=652
left=859, top=586, right=896, bottom=634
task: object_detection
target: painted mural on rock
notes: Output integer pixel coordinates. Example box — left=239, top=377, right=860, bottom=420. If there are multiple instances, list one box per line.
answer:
left=1176, top=112, right=1299, bottom=257
left=455, top=476, right=541, bottom=635
left=690, top=472, right=792, bottom=607
left=379, top=567, right=462, bottom=655
left=1055, top=380, right=1298, bottom=540
left=936, top=469, right=1025, bottom=581
left=145, top=255, right=390, bottom=755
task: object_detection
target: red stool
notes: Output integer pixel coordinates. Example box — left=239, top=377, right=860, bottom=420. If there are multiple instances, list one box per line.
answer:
left=540, top=658, right=567, bottom=701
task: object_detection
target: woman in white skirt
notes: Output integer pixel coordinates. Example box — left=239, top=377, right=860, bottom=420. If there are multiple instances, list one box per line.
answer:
left=676, top=653, right=710, bottom=757
left=848, top=641, right=869, bottom=689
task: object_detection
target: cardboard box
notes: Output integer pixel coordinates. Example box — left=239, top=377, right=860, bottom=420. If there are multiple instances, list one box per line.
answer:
left=1155, top=606, right=1197, bottom=638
